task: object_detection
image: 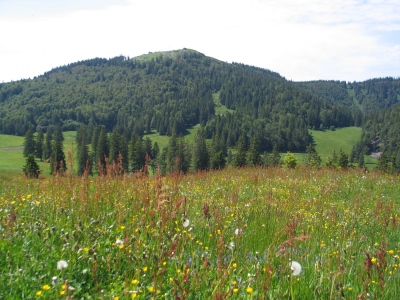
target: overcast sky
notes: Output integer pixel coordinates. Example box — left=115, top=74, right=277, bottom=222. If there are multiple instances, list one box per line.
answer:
left=0, top=0, right=399, bottom=83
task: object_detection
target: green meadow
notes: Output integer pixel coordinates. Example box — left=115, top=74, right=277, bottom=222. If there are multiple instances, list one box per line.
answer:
left=309, top=127, right=361, bottom=158
left=0, top=167, right=399, bottom=298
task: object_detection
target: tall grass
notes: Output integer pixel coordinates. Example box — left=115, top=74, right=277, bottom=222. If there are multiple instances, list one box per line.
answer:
left=1, top=167, right=399, bottom=298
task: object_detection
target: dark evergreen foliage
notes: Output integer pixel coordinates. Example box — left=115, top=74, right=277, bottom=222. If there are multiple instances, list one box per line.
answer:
left=22, top=154, right=41, bottom=178
left=76, top=125, right=91, bottom=176
left=304, top=144, right=322, bottom=168
left=50, top=129, right=66, bottom=174
left=192, top=128, right=209, bottom=171
left=23, top=128, right=36, bottom=157
left=35, top=127, right=44, bottom=161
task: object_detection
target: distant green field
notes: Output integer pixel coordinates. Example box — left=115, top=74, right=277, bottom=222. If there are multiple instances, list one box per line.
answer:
left=0, top=134, right=25, bottom=176
left=309, top=127, right=375, bottom=167
left=310, top=127, right=361, bottom=155
left=0, top=131, right=77, bottom=176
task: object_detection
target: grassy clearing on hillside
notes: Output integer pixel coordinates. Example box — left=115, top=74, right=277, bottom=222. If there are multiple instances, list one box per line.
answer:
left=310, top=127, right=362, bottom=155
left=1, top=167, right=399, bottom=298
left=213, top=92, right=235, bottom=115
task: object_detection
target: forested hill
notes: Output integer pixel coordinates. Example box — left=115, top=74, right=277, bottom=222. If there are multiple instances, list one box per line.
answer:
left=296, top=78, right=400, bottom=114
left=0, top=49, right=397, bottom=153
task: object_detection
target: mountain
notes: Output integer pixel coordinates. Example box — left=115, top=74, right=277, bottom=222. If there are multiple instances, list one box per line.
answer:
left=0, top=49, right=398, bottom=154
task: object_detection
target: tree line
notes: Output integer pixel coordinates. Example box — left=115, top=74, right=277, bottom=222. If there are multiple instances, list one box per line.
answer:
left=24, top=123, right=395, bottom=179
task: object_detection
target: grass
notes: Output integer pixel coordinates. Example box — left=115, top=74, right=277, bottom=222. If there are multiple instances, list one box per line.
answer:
left=1, top=167, right=399, bottom=298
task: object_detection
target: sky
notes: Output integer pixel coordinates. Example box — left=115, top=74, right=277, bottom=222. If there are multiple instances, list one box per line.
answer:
left=0, top=0, right=399, bottom=83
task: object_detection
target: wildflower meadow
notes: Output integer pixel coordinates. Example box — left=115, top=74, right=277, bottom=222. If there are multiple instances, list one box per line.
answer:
left=1, top=167, right=400, bottom=299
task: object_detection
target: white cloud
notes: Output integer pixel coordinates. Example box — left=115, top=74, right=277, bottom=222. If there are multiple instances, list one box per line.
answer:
left=0, top=0, right=398, bottom=82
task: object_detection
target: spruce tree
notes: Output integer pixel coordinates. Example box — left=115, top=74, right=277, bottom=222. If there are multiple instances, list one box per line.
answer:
left=248, top=136, right=261, bottom=166
left=43, top=128, right=53, bottom=161
left=210, top=136, right=226, bottom=170
left=357, top=152, right=365, bottom=168
left=269, top=144, right=281, bottom=167
left=23, top=154, right=41, bottom=178
left=90, top=126, right=100, bottom=168
left=35, top=127, right=44, bottom=161
left=233, top=135, right=247, bottom=167
left=283, top=152, right=298, bottom=168
left=129, top=133, right=145, bottom=173
left=23, top=128, right=36, bottom=157
left=376, top=151, right=389, bottom=172
left=119, top=134, right=129, bottom=173
left=304, top=144, right=322, bottom=168
left=176, top=136, right=191, bottom=174
left=50, top=130, right=66, bottom=175
left=152, top=142, right=160, bottom=160
left=338, top=149, right=349, bottom=169
left=109, top=129, right=121, bottom=165
left=193, top=129, right=209, bottom=171
left=76, top=125, right=91, bottom=176
left=95, top=126, right=109, bottom=174
left=166, top=134, right=178, bottom=173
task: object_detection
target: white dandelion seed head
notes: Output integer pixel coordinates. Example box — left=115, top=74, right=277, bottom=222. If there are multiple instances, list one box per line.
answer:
left=116, top=239, right=124, bottom=246
left=57, top=260, right=68, bottom=270
left=234, top=228, right=243, bottom=235
left=290, top=260, right=302, bottom=276
left=228, top=241, right=235, bottom=250
left=183, top=218, right=190, bottom=228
